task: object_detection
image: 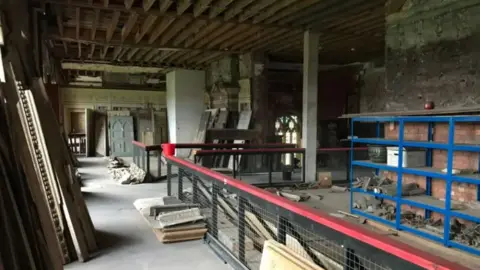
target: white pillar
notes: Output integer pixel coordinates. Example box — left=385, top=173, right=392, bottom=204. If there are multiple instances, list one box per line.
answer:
left=166, top=69, right=206, bottom=156
left=302, top=30, right=319, bottom=182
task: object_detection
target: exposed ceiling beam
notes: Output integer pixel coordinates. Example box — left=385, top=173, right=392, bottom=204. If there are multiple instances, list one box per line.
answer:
left=143, top=0, right=156, bottom=11
left=238, top=0, right=275, bottom=22
left=61, top=62, right=165, bottom=73
left=177, top=0, right=192, bottom=15
left=46, top=0, right=303, bottom=31
left=91, top=9, right=100, bottom=40
left=88, top=44, right=95, bottom=58
left=135, top=15, right=157, bottom=43
left=50, top=32, right=243, bottom=53
left=148, top=17, right=175, bottom=44
left=106, top=11, right=121, bottom=42
left=101, top=45, right=109, bottom=59
left=127, top=48, right=140, bottom=60
left=112, top=47, right=123, bottom=60
left=209, top=0, right=233, bottom=18
left=159, top=0, right=173, bottom=13
left=193, top=0, right=214, bottom=17
left=125, top=0, right=135, bottom=9
left=224, top=0, right=255, bottom=21
left=75, top=7, right=80, bottom=39
left=122, top=12, right=139, bottom=41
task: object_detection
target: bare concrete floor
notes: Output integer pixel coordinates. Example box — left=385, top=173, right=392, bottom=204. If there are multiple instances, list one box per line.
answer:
left=66, top=157, right=229, bottom=270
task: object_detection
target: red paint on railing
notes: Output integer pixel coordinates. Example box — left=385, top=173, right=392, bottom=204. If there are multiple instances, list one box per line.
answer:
left=194, top=147, right=368, bottom=155
left=132, top=140, right=148, bottom=149
left=163, top=152, right=469, bottom=270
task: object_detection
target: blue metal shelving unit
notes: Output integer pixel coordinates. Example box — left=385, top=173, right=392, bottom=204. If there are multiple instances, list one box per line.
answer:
left=349, top=116, right=480, bottom=256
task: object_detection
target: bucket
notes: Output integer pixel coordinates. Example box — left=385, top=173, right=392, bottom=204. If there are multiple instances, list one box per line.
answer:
left=162, top=143, right=175, bottom=156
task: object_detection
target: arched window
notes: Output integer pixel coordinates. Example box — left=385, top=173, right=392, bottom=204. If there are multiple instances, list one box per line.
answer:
left=275, top=115, right=299, bottom=165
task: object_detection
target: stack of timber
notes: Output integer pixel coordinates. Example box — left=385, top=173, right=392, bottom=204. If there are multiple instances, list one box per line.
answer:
left=1, top=62, right=97, bottom=266
left=0, top=86, right=58, bottom=270
left=134, top=196, right=207, bottom=243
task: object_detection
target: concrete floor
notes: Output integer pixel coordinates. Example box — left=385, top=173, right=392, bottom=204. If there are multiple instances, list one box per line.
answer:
left=66, top=157, right=229, bottom=270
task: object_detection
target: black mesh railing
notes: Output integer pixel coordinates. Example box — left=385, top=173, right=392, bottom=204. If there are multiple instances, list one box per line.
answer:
left=163, top=153, right=463, bottom=270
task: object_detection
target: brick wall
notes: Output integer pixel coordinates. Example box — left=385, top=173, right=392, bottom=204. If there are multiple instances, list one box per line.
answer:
left=384, top=122, right=479, bottom=221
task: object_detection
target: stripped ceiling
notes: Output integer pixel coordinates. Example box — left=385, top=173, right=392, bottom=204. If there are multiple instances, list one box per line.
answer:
left=41, top=0, right=386, bottom=85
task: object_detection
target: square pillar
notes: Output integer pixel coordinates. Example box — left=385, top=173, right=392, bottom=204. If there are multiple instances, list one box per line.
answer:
left=302, top=30, right=319, bottom=182
left=166, top=69, right=206, bottom=156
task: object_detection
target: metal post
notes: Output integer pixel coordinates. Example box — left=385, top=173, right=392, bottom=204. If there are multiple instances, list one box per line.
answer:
left=276, top=216, right=287, bottom=244
left=444, top=118, right=455, bottom=246
left=178, top=170, right=183, bottom=200
left=345, top=247, right=357, bottom=270
left=301, top=152, right=306, bottom=183
left=133, top=145, right=137, bottom=164
left=425, top=122, right=433, bottom=219
left=192, top=176, right=199, bottom=203
left=167, top=163, right=172, bottom=196
left=211, top=183, right=218, bottom=238
left=233, top=154, right=237, bottom=179
left=157, top=149, right=162, bottom=179
left=268, top=153, right=272, bottom=185
left=238, top=197, right=246, bottom=263
left=146, top=149, right=151, bottom=182
left=395, top=120, right=405, bottom=230
left=349, top=119, right=355, bottom=213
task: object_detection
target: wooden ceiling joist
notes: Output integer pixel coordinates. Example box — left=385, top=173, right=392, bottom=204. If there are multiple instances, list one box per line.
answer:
left=47, top=0, right=386, bottom=76
left=122, top=12, right=139, bottom=41
left=125, top=0, right=135, bottom=9
left=143, top=0, right=156, bottom=12
left=45, top=0, right=302, bottom=31
left=91, top=9, right=100, bottom=40
left=88, top=44, right=95, bottom=58
left=194, top=0, right=215, bottom=17
left=106, top=11, right=121, bottom=42
left=148, top=17, right=176, bottom=44
left=135, top=15, right=158, bottom=43
left=209, top=0, right=234, bottom=18
left=238, top=0, right=276, bottom=22
left=61, top=62, right=165, bottom=73
left=50, top=33, right=243, bottom=54
left=112, top=46, right=123, bottom=60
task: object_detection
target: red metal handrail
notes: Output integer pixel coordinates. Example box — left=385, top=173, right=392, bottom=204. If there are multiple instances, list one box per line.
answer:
left=163, top=147, right=468, bottom=270
left=194, top=147, right=368, bottom=155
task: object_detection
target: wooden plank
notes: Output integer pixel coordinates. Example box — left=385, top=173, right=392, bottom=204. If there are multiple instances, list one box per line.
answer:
left=32, top=78, right=98, bottom=252
left=2, top=62, right=64, bottom=269
left=260, top=240, right=325, bottom=270
left=24, top=90, right=90, bottom=262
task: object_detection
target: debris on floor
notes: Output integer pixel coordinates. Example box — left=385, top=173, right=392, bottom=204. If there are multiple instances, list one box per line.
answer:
left=134, top=196, right=207, bottom=243
left=276, top=191, right=310, bottom=202
left=451, top=220, right=480, bottom=248
left=107, top=156, right=146, bottom=184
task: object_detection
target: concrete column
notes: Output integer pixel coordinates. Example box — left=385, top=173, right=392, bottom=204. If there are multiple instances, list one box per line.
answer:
left=166, top=69, right=206, bottom=156
left=251, top=52, right=270, bottom=144
left=302, top=30, right=319, bottom=182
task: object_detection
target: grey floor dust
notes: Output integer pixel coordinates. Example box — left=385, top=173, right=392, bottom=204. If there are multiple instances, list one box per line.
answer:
left=65, top=157, right=229, bottom=270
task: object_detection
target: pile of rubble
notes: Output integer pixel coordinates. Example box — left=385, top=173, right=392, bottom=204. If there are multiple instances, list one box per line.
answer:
left=107, top=156, right=146, bottom=185
left=452, top=220, right=480, bottom=248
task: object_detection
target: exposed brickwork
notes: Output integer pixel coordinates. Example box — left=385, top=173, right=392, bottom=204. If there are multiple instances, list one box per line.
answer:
left=384, top=123, right=479, bottom=222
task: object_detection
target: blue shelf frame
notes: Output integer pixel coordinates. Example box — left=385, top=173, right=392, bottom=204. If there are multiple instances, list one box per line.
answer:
left=349, top=116, right=480, bottom=256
